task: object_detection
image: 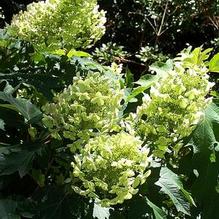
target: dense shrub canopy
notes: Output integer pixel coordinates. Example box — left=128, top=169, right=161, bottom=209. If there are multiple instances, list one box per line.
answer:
left=0, top=0, right=218, bottom=218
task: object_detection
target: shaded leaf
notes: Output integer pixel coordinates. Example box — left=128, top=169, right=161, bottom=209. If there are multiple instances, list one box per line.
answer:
left=185, top=102, right=219, bottom=218
left=0, top=199, right=20, bottom=219
left=0, top=144, right=42, bottom=177
left=191, top=103, right=219, bottom=153
left=0, top=92, right=42, bottom=123
left=35, top=187, right=92, bottom=219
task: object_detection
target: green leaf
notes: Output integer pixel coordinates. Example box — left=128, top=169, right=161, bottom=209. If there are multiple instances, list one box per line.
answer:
left=146, top=198, right=167, bottom=219
left=191, top=103, right=219, bottom=153
left=0, top=144, right=42, bottom=177
left=35, top=187, right=92, bottom=219
left=125, top=59, right=173, bottom=102
left=0, top=92, right=42, bottom=123
left=31, top=169, right=45, bottom=187
left=67, top=49, right=91, bottom=58
left=134, top=74, right=159, bottom=87
left=126, top=74, right=159, bottom=102
left=125, top=68, right=134, bottom=88
left=125, top=195, right=154, bottom=219
left=52, top=49, right=66, bottom=56
left=149, top=59, right=173, bottom=76
left=190, top=47, right=212, bottom=65
left=0, top=198, right=35, bottom=219
left=185, top=102, right=219, bottom=218
left=209, top=53, right=219, bottom=73
left=155, top=167, right=195, bottom=215
left=93, top=202, right=110, bottom=219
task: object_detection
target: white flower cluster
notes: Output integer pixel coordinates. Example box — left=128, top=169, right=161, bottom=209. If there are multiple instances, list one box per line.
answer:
left=133, top=48, right=214, bottom=157
left=8, top=0, right=106, bottom=50
left=72, top=132, right=150, bottom=207
left=42, top=71, right=124, bottom=152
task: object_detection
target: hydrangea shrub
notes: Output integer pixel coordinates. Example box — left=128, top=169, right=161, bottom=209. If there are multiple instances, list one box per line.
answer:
left=8, top=0, right=106, bottom=50
left=71, top=132, right=151, bottom=207
left=42, top=48, right=214, bottom=206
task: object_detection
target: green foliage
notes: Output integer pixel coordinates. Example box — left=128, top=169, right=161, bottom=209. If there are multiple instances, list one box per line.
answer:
left=8, top=0, right=106, bottom=51
left=0, top=30, right=112, bottom=100
left=35, top=187, right=93, bottom=219
left=0, top=42, right=218, bottom=218
left=0, top=92, right=42, bottom=122
left=0, top=199, right=20, bottom=218
left=179, top=102, right=219, bottom=219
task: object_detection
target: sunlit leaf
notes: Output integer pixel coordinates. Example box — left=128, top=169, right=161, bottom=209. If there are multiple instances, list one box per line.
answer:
left=209, top=53, right=219, bottom=73
left=155, top=167, right=195, bottom=215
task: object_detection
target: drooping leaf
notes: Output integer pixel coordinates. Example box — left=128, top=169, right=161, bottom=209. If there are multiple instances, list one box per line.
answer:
left=0, top=92, right=42, bottom=123
left=146, top=198, right=167, bottom=219
left=155, top=167, right=195, bottom=215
